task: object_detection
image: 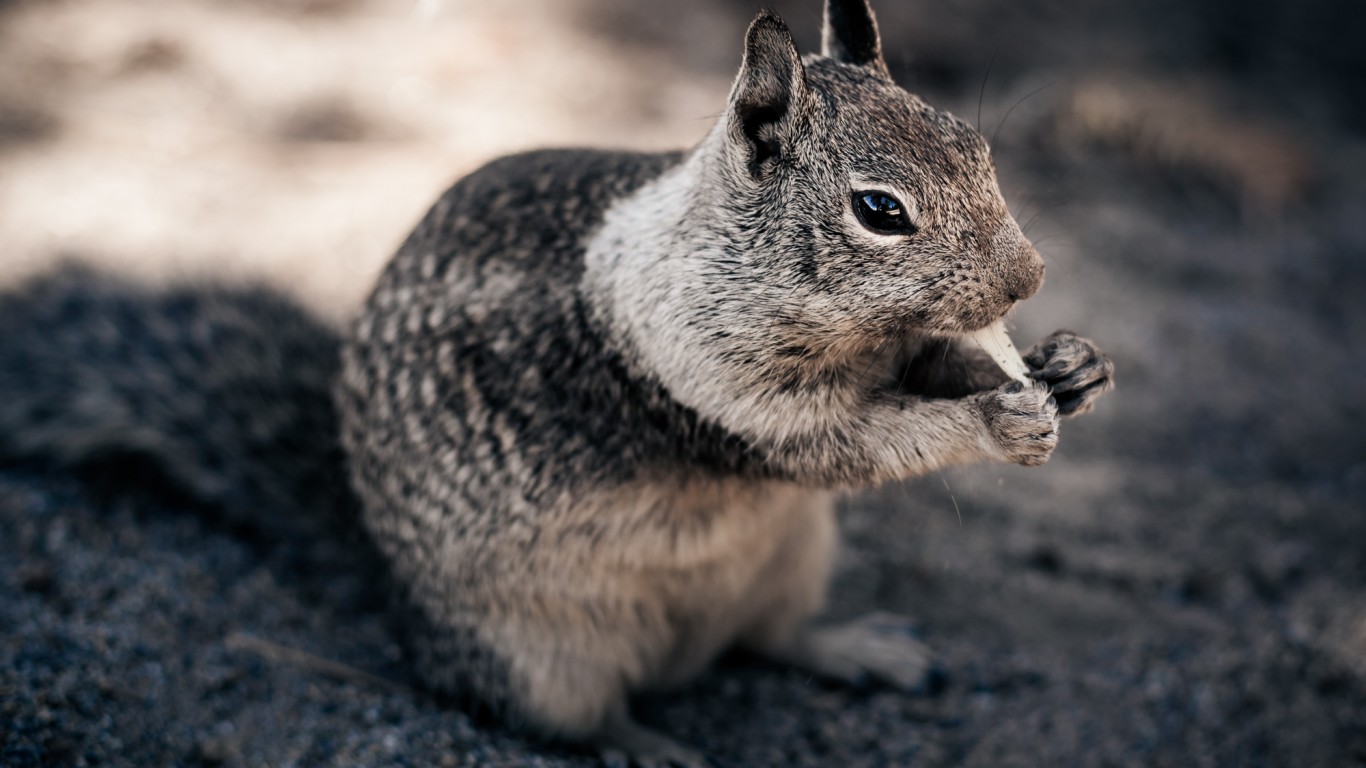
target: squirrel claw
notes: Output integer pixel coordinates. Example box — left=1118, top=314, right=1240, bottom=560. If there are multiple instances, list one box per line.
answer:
left=1025, top=330, right=1114, bottom=417
left=980, top=380, right=1060, bottom=466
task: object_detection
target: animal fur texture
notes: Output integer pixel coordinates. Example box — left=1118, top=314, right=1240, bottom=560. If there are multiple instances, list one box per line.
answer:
left=0, top=1, right=1113, bottom=765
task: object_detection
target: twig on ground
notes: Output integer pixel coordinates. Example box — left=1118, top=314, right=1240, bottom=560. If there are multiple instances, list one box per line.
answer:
left=225, top=631, right=410, bottom=694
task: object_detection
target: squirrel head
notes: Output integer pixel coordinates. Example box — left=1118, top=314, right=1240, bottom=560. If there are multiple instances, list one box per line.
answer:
left=696, top=0, right=1043, bottom=355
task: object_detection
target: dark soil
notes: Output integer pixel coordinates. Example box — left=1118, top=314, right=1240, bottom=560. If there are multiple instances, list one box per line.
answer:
left=3, top=1, right=1365, bottom=766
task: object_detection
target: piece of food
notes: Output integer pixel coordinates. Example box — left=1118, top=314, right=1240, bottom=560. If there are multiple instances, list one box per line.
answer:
left=966, top=321, right=1030, bottom=383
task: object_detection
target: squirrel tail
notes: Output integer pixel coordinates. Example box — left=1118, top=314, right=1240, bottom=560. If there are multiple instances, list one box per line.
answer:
left=0, top=266, right=356, bottom=539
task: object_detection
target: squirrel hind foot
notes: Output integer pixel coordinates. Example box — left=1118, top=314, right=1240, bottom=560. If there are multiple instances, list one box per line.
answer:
left=766, top=611, right=941, bottom=694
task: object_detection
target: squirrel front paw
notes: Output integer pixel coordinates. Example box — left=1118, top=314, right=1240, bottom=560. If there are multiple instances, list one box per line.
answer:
left=978, top=380, right=1060, bottom=466
left=1025, top=330, right=1114, bottom=416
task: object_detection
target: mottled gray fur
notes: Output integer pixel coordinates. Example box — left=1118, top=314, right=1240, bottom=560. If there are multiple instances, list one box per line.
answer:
left=0, top=1, right=1112, bottom=765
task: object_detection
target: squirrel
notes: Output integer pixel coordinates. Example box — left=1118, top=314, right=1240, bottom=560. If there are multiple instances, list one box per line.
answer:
left=0, top=1, right=1114, bottom=765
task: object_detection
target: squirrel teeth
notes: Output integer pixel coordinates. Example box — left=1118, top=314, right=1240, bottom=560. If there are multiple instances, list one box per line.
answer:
left=966, top=321, right=1031, bottom=384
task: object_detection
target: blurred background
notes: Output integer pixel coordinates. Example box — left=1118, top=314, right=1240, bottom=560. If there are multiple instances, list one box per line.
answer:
left=1, top=0, right=1364, bottom=766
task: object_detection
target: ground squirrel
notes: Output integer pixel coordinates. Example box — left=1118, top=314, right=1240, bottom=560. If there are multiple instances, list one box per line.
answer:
left=0, top=1, right=1112, bottom=765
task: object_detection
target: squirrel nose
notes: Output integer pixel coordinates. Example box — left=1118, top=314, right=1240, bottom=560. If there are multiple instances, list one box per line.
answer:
left=1007, top=240, right=1045, bottom=302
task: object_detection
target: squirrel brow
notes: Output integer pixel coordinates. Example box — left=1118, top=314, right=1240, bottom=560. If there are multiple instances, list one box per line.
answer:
left=849, top=176, right=915, bottom=205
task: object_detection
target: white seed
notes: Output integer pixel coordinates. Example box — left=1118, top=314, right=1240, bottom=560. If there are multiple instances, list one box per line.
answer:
left=966, top=321, right=1030, bottom=383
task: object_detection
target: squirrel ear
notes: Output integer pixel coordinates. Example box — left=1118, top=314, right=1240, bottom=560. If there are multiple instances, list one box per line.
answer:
left=821, top=0, right=889, bottom=75
left=727, top=11, right=808, bottom=175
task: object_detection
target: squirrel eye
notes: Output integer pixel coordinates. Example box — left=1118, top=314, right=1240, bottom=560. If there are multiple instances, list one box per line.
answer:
left=853, top=191, right=917, bottom=235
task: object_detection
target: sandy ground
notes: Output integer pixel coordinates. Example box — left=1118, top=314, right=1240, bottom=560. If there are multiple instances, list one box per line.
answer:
left=2, top=0, right=1365, bottom=765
